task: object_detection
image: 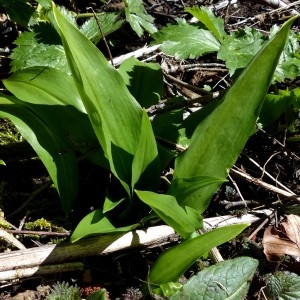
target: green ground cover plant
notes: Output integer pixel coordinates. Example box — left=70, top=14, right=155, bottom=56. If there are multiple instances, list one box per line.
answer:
left=0, top=1, right=298, bottom=298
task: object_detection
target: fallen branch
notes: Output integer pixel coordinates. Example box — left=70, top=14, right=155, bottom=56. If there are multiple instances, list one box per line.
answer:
left=0, top=211, right=272, bottom=281
left=231, top=168, right=300, bottom=203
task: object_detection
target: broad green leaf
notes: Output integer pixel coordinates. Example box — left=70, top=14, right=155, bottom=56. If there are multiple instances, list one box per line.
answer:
left=152, top=108, right=183, bottom=144
left=124, top=0, right=157, bottom=37
left=71, top=208, right=139, bottom=242
left=10, top=31, right=68, bottom=73
left=131, top=110, right=160, bottom=191
left=149, top=224, right=249, bottom=284
left=170, top=257, right=258, bottom=300
left=0, top=160, right=5, bottom=166
left=264, top=271, right=300, bottom=300
left=171, top=17, right=296, bottom=213
left=3, top=67, right=107, bottom=167
left=260, top=93, right=290, bottom=128
left=80, top=13, right=124, bottom=44
left=135, top=190, right=202, bottom=239
left=53, top=4, right=143, bottom=193
left=168, top=176, right=227, bottom=206
left=218, top=27, right=265, bottom=76
left=0, top=95, right=78, bottom=214
left=118, top=57, right=163, bottom=108
left=152, top=19, right=220, bottom=59
left=185, top=6, right=226, bottom=41
left=178, top=99, right=221, bottom=147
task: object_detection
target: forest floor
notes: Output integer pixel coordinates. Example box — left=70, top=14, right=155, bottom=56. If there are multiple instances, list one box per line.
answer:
left=1, top=0, right=300, bottom=299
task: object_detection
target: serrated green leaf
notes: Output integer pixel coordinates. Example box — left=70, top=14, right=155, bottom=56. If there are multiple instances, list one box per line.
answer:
left=170, top=257, right=258, bottom=300
left=218, top=27, right=266, bottom=75
left=135, top=190, right=202, bottom=239
left=274, top=29, right=300, bottom=82
left=171, top=17, right=296, bottom=213
left=53, top=4, right=143, bottom=194
left=36, top=0, right=52, bottom=9
left=70, top=208, right=140, bottom=242
left=265, top=271, right=300, bottom=300
left=149, top=224, right=249, bottom=284
left=125, top=0, right=157, bottom=37
left=152, top=19, right=220, bottom=59
left=185, top=6, right=226, bottom=41
left=118, top=57, right=163, bottom=108
left=10, top=31, right=68, bottom=73
left=0, top=94, right=78, bottom=214
left=80, top=13, right=123, bottom=44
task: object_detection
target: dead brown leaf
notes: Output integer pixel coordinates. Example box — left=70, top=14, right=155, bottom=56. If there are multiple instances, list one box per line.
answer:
left=263, top=214, right=300, bottom=262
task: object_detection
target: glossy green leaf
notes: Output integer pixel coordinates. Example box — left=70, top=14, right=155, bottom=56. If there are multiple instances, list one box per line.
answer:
left=0, top=160, right=6, bottom=166
left=3, top=67, right=107, bottom=167
left=132, top=111, right=160, bottom=191
left=135, top=190, right=202, bottom=239
left=171, top=17, right=296, bottom=213
left=149, top=224, right=249, bottom=284
left=152, top=108, right=183, bottom=144
left=71, top=208, right=139, bottom=242
left=0, top=95, right=78, bottom=214
left=103, top=196, right=127, bottom=214
left=170, top=257, right=258, bottom=300
left=168, top=176, right=227, bottom=206
left=260, top=93, right=290, bottom=128
left=53, top=4, right=143, bottom=193
left=118, top=57, right=163, bottom=108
